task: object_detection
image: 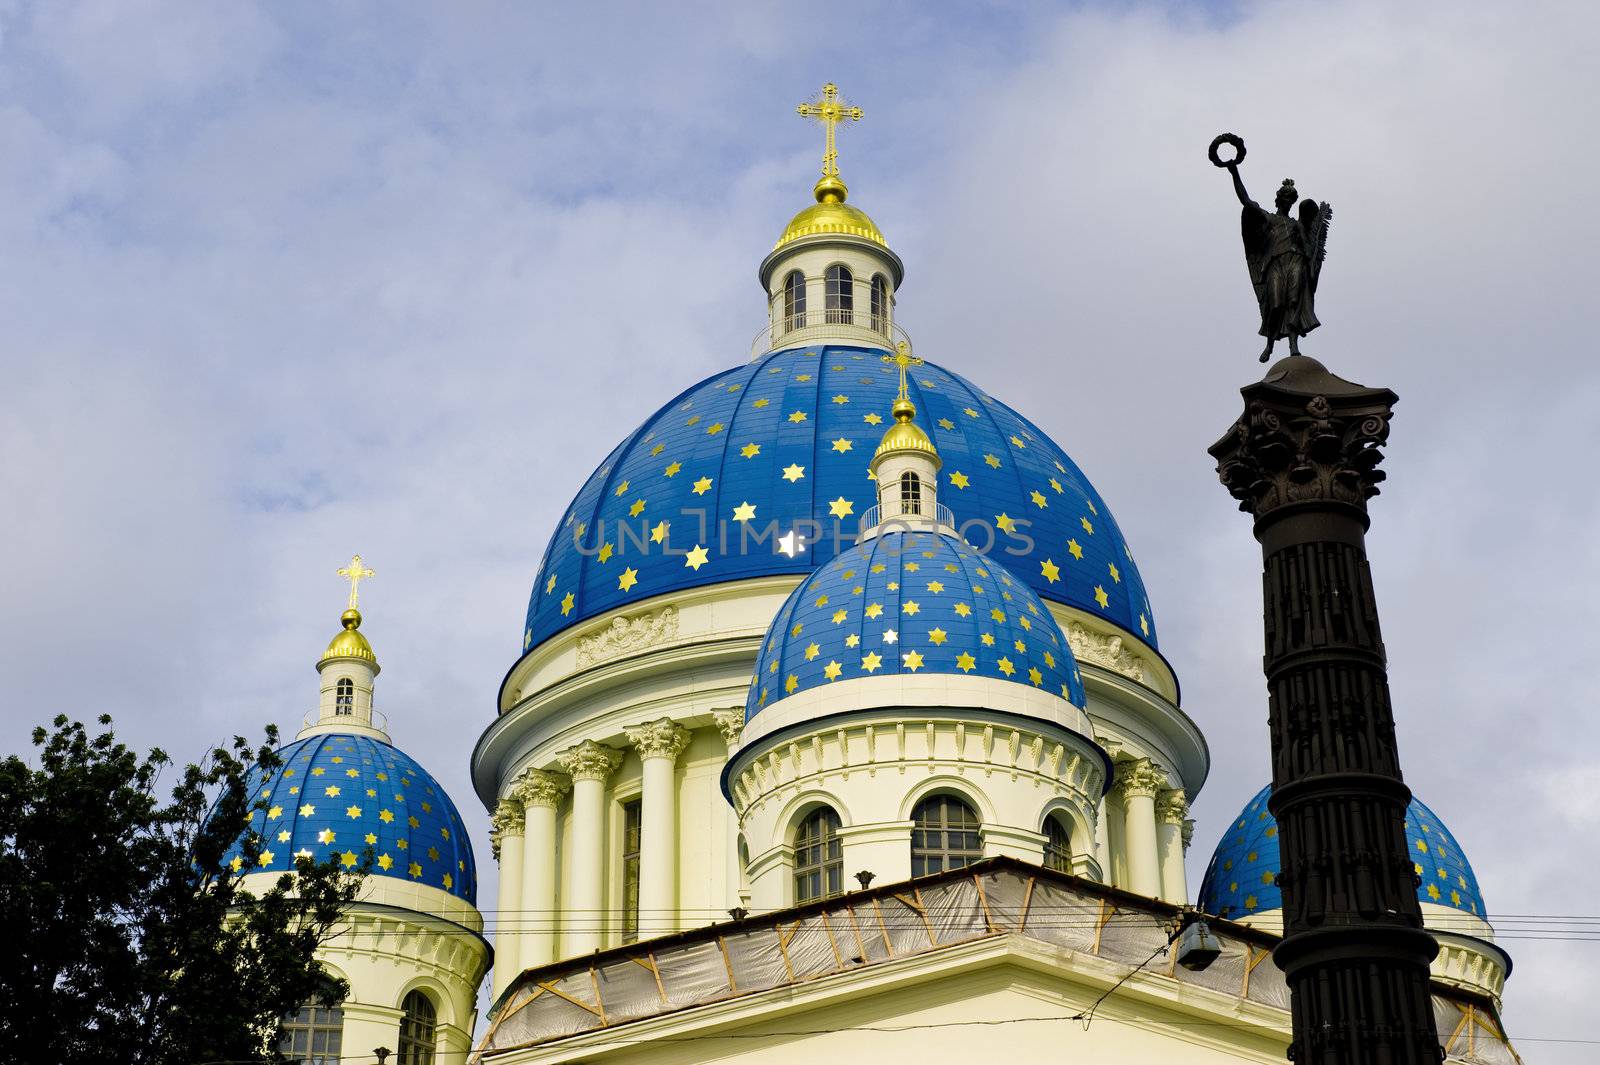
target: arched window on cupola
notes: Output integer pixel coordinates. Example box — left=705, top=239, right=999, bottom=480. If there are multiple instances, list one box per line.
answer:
left=911, top=795, right=983, bottom=876
left=825, top=265, right=853, bottom=324
left=793, top=806, right=843, bottom=904
left=783, top=270, right=807, bottom=330
left=397, top=989, right=437, bottom=1065
left=279, top=1001, right=343, bottom=1065
left=870, top=274, right=889, bottom=334
left=1043, top=814, right=1073, bottom=873
left=900, top=471, right=922, bottom=516
left=335, top=677, right=354, bottom=716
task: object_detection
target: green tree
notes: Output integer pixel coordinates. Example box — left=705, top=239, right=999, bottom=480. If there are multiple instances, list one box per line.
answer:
left=0, top=714, right=366, bottom=1065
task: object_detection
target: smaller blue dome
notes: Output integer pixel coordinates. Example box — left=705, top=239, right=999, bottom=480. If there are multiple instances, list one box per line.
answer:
left=747, top=529, right=1087, bottom=719
left=221, top=732, right=478, bottom=905
left=1198, top=784, right=1486, bottom=922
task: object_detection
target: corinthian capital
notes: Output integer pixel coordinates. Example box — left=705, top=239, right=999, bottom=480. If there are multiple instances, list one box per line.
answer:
left=712, top=708, right=745, bottom=748
left=1156, top=788, right=1189, bottom=825
left=1112, top=758, right=1166, bottom=802
left=1209, top=357, right=1397, bottom=521
left=625, top=717, right=690, bottom=762
left=556, top=739, right=623, bottom=783
left=489, top=797, right=524, bottom=859
left=513, top=768, right=571, bottom=809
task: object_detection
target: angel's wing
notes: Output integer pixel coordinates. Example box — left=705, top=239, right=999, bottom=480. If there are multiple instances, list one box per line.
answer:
left=1300, top=200, right=1332, bottom=290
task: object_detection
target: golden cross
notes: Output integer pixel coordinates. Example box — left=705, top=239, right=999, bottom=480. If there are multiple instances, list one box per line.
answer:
left=883, top=341, right=923, bottom=402
left=336, top=554, right=374, bottom=610
left=796, top=82, right=863, bottom=181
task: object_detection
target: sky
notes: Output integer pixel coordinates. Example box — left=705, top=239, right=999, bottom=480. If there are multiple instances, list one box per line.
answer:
left=1, top=0, right=1596, bottom=1055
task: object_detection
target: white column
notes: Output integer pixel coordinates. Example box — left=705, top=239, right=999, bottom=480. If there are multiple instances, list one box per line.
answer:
left=488, top=798, right=525, bottom=999
left=1093, top=798, right=1112, bottom=883
left=513, top=769, right=570, bottom=971
left=714, top=709, right=747, bottom=909
left=625, top=718, right=690, bottom=939
left=1115, top=759, right=1164, bottom=899
left=1156, top=789, right=1190, bottom=905
left=555, top=740, right=622, bottom=957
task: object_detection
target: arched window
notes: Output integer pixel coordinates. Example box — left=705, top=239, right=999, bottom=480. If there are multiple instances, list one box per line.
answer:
left=911, top=795, right=983, bottom=876
left=397, top=990, right=437, bottom=1065
left=783, top=270, right=807, bottom=330
left=335, top=677, right=354, bottom=715
left=1043, top=815, right=1073, bottom=873
left=825, top=265, right=853, bottom=324
left=279, top=1001, right=343, bottom=1065
left=870, top=274, right=890, bottom=334
left=900, top=471, right=922, bottom=516
left=793, top=807, right=843, bottom=903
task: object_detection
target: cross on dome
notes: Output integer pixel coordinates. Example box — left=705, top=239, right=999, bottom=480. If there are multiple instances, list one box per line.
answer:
left=796, top=82, right=863, bottom=202
left=337, top=554, right=375, bottom=609
left=883, top=340, right=924, bottom=403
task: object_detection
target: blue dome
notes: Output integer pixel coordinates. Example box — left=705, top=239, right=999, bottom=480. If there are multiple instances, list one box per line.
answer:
left=1197, top=784, right=1485, bottom=921
left=523, top=344, right=1157, bottom=658
left=221, top=732, right=478, bottom=905
left=747, top=530, right=1087, bottom=719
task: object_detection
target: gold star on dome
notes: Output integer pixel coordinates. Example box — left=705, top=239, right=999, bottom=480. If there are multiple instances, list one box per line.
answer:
left=317, top=828, right=336, bottom=845
left=926, top=580, right=944, bottom=594
left=863, top=412, right=882, bottom=425
left=1013, top=638, right=1026, bottom=653
left=686, top=415, right=701, bottom=427
left=980, top=633, right=995, bottom=646
left=832, top=394, right=850, bottom=404
left=804, top=642, right=820, bottom=661
left=752, top=397, right=770, bottom=409
left=902, top=650, right=925, bottom=671
left=832, top=608, right=848, bottom=624
left=963, top=407, right=979, bottom=418
left=707, top=422, right=725, bottom=435
left=1093, top=585, right=1110, bottom=609
left=741, top=442, right=761, bottom=459
left=984, top=454, right=1002, bottom=469
left=996, top=656, right=1016, bottom=676
left=692, top=476, right=713, bottom=496
left=1030, top=490, right=1048, bottom=508
left=618, top=568, right=639, bottom=592
left=545, top=574, right=558, bottom=594
left=664, top=461, right=682, bottom=477
left=258, top=850, right=275, bottom=867
left=629, top=498, right=647, bottom=517
left=860, top=651, right=883, bottom=673
left=732, top=501, right=757, bottom=523
left=1028, top=667, right=1043, bottom=686
left=989, top=607, right=1005, bottom=623
left=928, top=627, right=948, bottom=646
left=614, top=481, right=630, bottom=497
left=267, top=805, right=283, bottom=820
left=785, top=674, right=800, bottom=694
left=1067, top=539, right=1084, bottom=561
left=311, top=767, right=325, bottom=777
left=299, top=803, right=315, bottom=817
left=845, top=633, right=860, bottom=648
left=377, top=853, right=394, bottom=871
left=828, top=496, right=854, bottom=518
left=345, top=805, right=362, bottom=819
left=1049, top=477, right=1063, bottom=493
left=1040, top=559, right=1061, bottom=584
left=409, top=862, right=423, bottom=879
left=277, top=829, right=290, bottom=842
left=954, top=602, right=971, bottom=617
left=947, top=471, right=969, bottom=490
left=684, top=544, right=710, bottom=571
left=955, top=651, right=976, bottom=672
left=1108, top=562, right=1120, bottom=583
left=324, top=785, right=340, bottom=797
left=823, top=659, right=843, bottom=680
left=788, top=411, right=807, bottom=423
left=782, top=463, right=806, bottom=482
left=830, top=437, right=853, bottom=453
left=597, top=543, right=614, bottom=563
left=345, top=767, right=358, bottom=777
left=937, top=417, right=954, bottom=430
left=995, top=513, right=1017, bottom=534
left=1080, top=516, right=1095, bottom=534
left=560, top=592, right=575, bottom=616
left=651, top=520, right=670, bottom=544
left=865, top=603, right=883, bottom=619
left=1010, top=435, right=1026, bottom=449
left=815, top=593, right=829, bottom=607
left=902, top=601, right=920, bottom=616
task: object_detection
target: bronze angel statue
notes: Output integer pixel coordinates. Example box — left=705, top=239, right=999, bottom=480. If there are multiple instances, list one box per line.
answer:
left=1209, top=134, right=1331, bottom=361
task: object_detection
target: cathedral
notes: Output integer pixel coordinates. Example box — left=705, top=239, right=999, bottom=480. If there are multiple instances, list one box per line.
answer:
left=232, top=86, right=1521, bottom=1064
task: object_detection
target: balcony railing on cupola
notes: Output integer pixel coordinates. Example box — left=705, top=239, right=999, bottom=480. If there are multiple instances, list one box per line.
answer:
left=751, top=302, right=912, bottom=360
left=858, top=501, right=957, bottom=541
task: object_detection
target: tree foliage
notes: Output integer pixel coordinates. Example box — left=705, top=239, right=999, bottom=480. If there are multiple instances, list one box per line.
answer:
left=0, top=714, right=366, bottom=1065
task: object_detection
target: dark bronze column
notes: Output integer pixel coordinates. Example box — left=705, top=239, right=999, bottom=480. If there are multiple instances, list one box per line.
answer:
left=1210, top=356, right=1442, bottom=1063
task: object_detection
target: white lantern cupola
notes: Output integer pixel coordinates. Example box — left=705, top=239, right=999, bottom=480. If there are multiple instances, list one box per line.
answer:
left=756, top=82, right=904, bottom=356
left=301, top=554, right=390, bottom=742
left=862, top=343, right=954, bottom=539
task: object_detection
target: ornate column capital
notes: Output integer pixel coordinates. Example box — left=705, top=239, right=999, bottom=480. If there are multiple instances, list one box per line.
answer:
left=513, top=768, right=571, bottom=809
left=556, top=739, right=623, bottom=783
left=489, top=797, right=524, bottom=860
left=712, top=708, right=745, bottom=748
left=1111, top=758, right=1165, bottom=802
left=1155, top=788, right=1189, bottom=826
left=1209, top=357, right=1397, bottom=523
left=625, top=718, right=690, bottom=763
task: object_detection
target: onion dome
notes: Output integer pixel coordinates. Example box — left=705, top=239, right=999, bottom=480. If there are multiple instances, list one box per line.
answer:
left=522, top=345, right=1157, bottom=659
left=222, top=732, right=477, bottom=904
left=775, top=191, right=888, bottom=253
left=873, top=395, right=941, bottom=468
left=318, top=608, right=379, bottom=671
left=746, top=529, right=1087, bottom=722
left=1198, top=784, right=1487, bottom=921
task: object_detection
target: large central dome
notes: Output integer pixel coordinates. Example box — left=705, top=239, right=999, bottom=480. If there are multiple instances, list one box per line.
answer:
left=522, top=344, right=1157, bottom=657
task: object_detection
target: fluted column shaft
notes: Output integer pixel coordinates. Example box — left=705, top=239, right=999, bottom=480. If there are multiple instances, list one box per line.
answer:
left=556, top=740, right=622, bottom=957
left=1211, top=356, right=1438, bottom=1063
left=1115, top=759, right=1164, bottom=899
left=714, top=709, right=746, bottom=908
left=514, top=770, right=570, bottom=970
left=489, top=799, right=525, bottom=998
left=1155, top=790, right=1189, bottom=904
left=625, top=719, right=689, bottom=938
